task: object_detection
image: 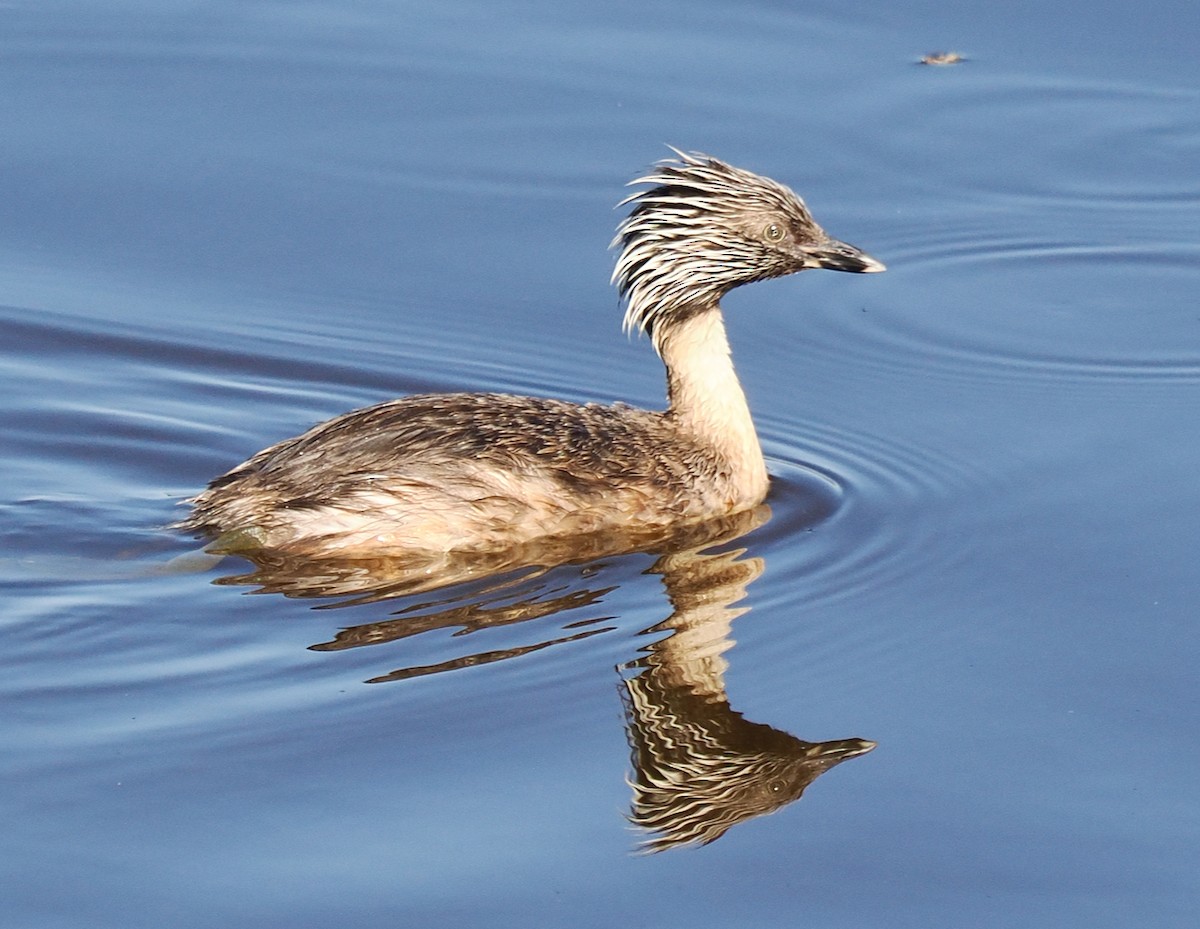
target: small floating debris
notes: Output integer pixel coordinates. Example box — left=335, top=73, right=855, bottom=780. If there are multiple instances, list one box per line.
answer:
left=919, top=51, right=966, bottom=66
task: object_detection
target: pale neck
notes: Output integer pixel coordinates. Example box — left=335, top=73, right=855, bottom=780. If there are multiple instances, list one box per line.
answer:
left=658, top=307, right=768, bottom=498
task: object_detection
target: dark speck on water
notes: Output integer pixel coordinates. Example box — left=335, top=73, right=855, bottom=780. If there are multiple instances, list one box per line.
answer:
left=920, top=51, right=967, bottom=65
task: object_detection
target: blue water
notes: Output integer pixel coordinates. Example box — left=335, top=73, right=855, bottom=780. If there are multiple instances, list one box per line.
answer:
left=3, top=1, right=1198, bottom=927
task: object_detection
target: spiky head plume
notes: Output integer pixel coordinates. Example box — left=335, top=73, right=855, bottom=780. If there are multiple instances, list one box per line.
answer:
left=611, top=149, right=883, bottom=352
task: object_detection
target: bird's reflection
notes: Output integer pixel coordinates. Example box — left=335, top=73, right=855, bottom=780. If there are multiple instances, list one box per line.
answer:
left=309, top=579, right=618, bottom=683
left=620, top=544, right=874, bottom=852
left=198, top=503, right=874, bottom=851
left=207, top=510, right=770, bottom=603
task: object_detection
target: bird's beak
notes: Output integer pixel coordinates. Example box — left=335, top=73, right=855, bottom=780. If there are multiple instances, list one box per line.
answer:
left=807, top=737, right=878, bottom=760
left=807, top=238, right=886, bottom=273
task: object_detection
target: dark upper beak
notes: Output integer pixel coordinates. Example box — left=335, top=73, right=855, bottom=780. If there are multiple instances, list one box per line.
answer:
left=807, top=737, right=878, bottom=761
left=807, top=238, right=886, bottom=273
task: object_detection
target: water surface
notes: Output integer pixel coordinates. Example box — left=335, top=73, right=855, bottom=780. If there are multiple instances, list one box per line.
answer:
left=2, top=1, right=1198, bottom=927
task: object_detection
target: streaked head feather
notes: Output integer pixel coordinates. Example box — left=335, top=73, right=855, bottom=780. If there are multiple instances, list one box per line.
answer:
left=610, top=149, right=831, bottom=352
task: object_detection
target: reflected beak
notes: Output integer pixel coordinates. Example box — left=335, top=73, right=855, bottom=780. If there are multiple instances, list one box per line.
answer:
left=807, top=238, right=887, bottom=273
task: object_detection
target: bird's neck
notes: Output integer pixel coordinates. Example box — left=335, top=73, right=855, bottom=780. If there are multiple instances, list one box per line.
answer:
left=659, top=306, right=768, bottom=503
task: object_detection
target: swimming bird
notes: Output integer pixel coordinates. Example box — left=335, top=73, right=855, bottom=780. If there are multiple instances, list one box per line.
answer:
left=183, top=150, right=884, bottom=556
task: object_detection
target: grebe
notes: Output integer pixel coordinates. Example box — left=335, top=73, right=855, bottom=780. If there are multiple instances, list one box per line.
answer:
left=184, top=150, right=884, bottom=556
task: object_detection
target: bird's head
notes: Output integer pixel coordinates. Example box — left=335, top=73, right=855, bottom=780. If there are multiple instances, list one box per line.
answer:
left=611, top=149, right=884, bottom=349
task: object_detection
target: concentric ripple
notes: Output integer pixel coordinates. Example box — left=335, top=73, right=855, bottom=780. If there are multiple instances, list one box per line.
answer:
left=757, top=415, right=1000, bottom=617
left=781, top=239, right=1200, bottom=392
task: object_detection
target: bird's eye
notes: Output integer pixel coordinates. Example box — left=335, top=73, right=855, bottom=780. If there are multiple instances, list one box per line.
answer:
left=763, top=222, right=785, bottom=243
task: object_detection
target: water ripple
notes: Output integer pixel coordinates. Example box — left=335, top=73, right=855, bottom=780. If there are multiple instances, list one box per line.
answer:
left=870, top=75, right=1200, bottom=209
left=787, top=242, right=1200, bottom=387
left=758, top=415, right=998, bottom=614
